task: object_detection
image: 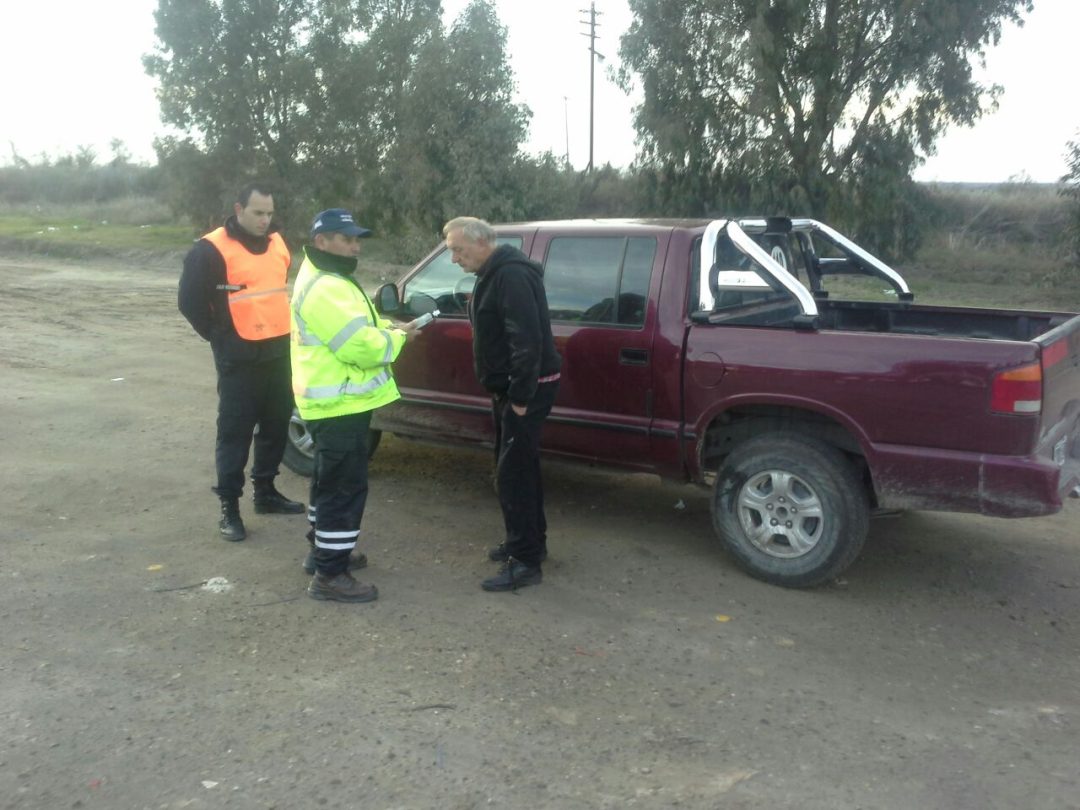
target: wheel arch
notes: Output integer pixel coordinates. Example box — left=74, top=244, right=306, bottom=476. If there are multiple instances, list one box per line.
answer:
left=695, top=399, right=878, bottom=506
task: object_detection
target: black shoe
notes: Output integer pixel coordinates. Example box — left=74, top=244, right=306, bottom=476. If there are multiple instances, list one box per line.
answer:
left=218, top=498, right=246, bottom=542
left=253, top=482, right=305, bottom=515
left=488, top=542, right=548, bottom=563
left=481, top=560, right=542, bottom=592
left=302, top=548, right=368, bottom=575
left=308, top=572, right=379, bottom=603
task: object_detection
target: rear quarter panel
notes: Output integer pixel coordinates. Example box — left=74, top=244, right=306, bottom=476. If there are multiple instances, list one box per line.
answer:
left=683, top=328, right=1043, bottom=456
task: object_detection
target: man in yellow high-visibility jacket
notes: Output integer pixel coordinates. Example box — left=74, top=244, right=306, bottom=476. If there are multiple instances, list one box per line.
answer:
left=291, top=208, right=417, bottom=602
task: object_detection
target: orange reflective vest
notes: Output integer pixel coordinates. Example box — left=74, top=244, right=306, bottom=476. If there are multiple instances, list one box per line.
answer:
left=203, top=228, right=291, bottom=340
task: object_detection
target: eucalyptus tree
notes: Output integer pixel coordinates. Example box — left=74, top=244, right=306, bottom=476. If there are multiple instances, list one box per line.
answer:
left=619, top=0, right=1033, bottom=251
left=145, top=0, right=319, bottom=183
left=382, top=0, right=531, bottom=229
left=144, top=0, right=529, bottom=232
left=1063, top=136, right=1080, bottom=272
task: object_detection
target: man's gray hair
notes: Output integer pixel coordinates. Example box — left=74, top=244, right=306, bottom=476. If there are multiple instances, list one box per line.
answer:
left=443, top=216, right=496, bottom=244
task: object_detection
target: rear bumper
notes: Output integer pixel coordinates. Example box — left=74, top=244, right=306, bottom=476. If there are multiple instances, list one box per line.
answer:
left=870, top=438, right=1080, bottom=518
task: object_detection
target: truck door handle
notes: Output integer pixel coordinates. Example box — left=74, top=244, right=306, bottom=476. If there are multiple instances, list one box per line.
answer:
left=620, top=348, right=649, bottom=366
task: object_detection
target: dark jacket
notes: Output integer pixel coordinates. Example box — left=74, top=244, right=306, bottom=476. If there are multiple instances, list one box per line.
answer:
left=178, top=216, right=289, bottom=366
left=469, top=244, right=561, bottom=406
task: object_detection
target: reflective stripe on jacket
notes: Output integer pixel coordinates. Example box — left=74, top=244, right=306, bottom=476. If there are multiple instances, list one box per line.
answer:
left=290, top=254, right=405, bottom=420
left=203, top=228, right=291, bottom=340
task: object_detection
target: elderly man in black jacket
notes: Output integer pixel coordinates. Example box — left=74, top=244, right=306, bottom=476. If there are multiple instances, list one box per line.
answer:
left=443, top=216, right=562, bottom=591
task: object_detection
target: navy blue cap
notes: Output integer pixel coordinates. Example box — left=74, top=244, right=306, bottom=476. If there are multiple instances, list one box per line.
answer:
left=310, top=208, right=372, bottom=238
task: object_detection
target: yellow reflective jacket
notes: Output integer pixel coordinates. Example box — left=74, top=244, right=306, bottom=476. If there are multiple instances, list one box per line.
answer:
left=290, top=247, right=405, bottom=421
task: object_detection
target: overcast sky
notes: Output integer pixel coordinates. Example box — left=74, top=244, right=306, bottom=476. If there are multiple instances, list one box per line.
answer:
left=2, top=0, right=1076, bottom=183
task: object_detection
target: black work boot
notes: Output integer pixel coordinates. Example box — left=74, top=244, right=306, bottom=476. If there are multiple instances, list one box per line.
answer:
left=253, top=480, right=305, bottom=514
left=488, top=542, right=547, bottom=563
left=302, top=547, right=368, bottom=575
left=307, top=572, right=379, bottom=603
left=481, top=559, right=542, bottom=592
left=218, top=497, right=246, bottom=542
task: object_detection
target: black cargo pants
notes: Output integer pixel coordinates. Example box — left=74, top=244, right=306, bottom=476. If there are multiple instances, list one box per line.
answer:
left=212, top=355, right=293, bottom=499
left=493, top=380, right=558, bottom=568
left=307, top=411, right=372, bottom=576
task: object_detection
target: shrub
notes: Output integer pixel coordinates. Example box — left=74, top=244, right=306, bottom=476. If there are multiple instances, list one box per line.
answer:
left=1061, top=137, right=1080, bottom=271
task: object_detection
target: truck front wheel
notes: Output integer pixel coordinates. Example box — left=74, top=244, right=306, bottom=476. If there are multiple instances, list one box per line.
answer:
left=711, top=433, right=869, bottom=588
left=282, top=409, right=382, bottom=477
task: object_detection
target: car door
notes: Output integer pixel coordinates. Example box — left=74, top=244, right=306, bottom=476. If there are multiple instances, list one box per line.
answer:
left=532, top=229, right=666, bottom=469
left=376, top=232, right=532, bottom=447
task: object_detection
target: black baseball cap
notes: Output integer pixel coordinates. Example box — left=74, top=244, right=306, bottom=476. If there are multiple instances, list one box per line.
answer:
left=310, top=208, right=373, bottom=238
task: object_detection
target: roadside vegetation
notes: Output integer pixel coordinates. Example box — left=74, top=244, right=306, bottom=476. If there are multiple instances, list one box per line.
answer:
left=129, top=0, right=1045, bottom=260
left=1, top=157, right=1076, bottom=312
left=4, top=0, right=1079, bottom=314
left=900, top=182, right=1080, bottom=311
left=0, top=197, right=190, bottom=256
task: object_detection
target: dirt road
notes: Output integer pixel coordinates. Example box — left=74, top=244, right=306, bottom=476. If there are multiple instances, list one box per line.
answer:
left=1, top=254, right=1078, bottom=810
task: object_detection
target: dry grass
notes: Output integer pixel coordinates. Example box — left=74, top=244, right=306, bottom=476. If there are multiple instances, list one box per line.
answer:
left=0, top=196, right=192, bottom=256
left=895, top=183, right=1079, bottom=311
left=1, top=186, right=1077, bottom=311
left=0, top=196, right=175, bottom=227
left=921, top=182, right=1068, bottom=243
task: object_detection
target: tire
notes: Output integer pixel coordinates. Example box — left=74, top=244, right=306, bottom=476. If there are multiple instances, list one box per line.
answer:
left=281, top=409, right=382, bottom=477
left=711, top=432, right=869, bottom=588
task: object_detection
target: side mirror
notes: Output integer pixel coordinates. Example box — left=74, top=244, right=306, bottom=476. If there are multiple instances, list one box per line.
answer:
left=376, top=283, right=400, bottom=315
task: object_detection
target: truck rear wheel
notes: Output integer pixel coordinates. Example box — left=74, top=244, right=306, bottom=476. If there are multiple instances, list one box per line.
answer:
left=711, top=433, right=868, bottom=587
left=282, top=409, right=382, bottom=477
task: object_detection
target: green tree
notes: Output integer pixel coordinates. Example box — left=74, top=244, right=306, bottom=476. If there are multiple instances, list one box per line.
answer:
left=379, top=0, right=531, bottom=229
left=1062, top=135, right=1080, bottom=271
left=143, top=0, right=532, bottom=235
left=144, top=0, right=325, bottom=227
left=618, top=0, right=1032, bottom=254
left=108, top=139, right=133, bottom=167
left=301, top=0, right=444, bottom=207
left=153, top=136, right=242, bottom=229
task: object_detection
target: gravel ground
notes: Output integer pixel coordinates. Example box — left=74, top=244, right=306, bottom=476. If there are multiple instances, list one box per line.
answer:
left=1, top=254, right=1078, bottom=810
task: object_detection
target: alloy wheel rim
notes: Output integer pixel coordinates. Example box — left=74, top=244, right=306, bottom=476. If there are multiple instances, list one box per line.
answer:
left=736, top=469, right=825, bottom=558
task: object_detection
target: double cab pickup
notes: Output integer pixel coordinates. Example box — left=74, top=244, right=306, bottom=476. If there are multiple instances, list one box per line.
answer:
left=288, top=217, right=1080, bottom=587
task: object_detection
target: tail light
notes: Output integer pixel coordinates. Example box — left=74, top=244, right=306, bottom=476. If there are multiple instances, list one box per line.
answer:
left=990, top=361, right=1041, bottom=414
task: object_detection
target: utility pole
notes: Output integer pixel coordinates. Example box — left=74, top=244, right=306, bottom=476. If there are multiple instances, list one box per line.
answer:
left=580, top=2, right=603, bottom=173
left=563, top=96, right=571, bottom=167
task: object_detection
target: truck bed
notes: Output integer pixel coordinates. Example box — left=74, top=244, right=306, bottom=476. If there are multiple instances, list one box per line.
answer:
left=705, top=294, right=1077, bottom=343
left=816, top=300, right=1077, bottom=341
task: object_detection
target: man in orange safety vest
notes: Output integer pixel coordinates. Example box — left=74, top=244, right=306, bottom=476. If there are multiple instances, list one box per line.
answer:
left=179, top=182, right=305, bottom=542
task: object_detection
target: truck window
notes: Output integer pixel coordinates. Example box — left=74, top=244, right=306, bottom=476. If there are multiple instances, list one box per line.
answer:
left=543, top=236, right=656, bottom=326
left=708, top=233, right=777, bottom=311
left=809, top=236, right=900, bottom=302
left=757, top=233, right=807, bottom=283
left=401, top=237, right=522, bottom=316
left=700, top=232, right=800, bottom=323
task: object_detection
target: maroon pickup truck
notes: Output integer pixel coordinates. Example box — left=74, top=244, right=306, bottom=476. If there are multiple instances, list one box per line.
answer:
left=287, top=217, right=1080, bottom=587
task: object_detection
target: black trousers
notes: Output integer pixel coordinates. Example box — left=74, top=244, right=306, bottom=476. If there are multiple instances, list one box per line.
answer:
left=212, top=355, right=293, bottom=499
left=307, top=411, right=372, bottom=576
left=494, top=380, right=558, bottom=568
